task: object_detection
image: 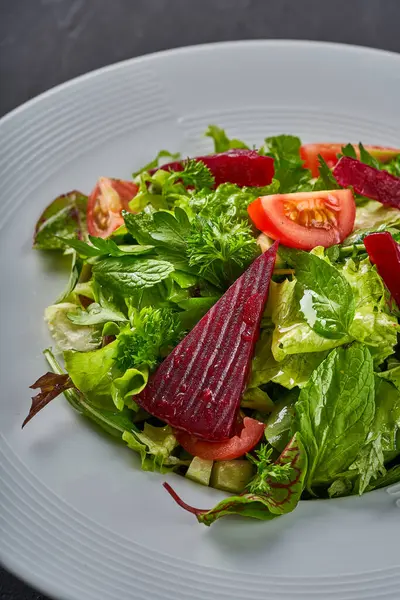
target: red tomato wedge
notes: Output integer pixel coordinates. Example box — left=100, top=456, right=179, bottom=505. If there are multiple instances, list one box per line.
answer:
left=300, top=143, right=400, bottom=178
left=175, top=417, right=265, bottom=461
left=248, top=190, right=356, bottom=251
left=87, top=177, right=139, bottom=238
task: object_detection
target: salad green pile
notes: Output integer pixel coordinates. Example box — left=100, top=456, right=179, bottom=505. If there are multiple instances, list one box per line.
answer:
left=26, top=127, right=400, bottom=526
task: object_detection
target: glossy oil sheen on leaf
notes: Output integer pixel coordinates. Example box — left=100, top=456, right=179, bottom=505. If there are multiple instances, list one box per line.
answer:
left=293, top=344, right=375, bottom=490
left=292, top=250, right=355, bottom=339
left=92, top=256, right=174, bottom=295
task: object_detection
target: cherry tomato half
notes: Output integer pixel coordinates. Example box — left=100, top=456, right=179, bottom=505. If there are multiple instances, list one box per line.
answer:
left=175, top=417, right=265, bottom=461
left=248, top=189, right=356, bottom=251
left=87, top=177, right=138, bottom=238
left=300, top=143, right=400, bottom=178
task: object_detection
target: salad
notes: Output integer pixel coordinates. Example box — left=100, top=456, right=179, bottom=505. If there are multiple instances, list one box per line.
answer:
left=24, top=127, right=400, bottom=526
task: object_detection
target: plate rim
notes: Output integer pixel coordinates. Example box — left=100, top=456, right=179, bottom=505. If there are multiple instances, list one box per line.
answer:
left=1, top=39, right=399, bottom=125
left=1, top=39, right=400, bottom=600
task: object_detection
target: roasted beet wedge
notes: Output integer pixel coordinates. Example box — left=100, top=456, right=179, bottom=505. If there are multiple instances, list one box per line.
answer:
left=134, top=243, right=278, bottom=441
left=150, top=149, right=274, bottom=188
left=333, top=157, right=400, bottom=209
left=364, top=232, right=400, bottom=307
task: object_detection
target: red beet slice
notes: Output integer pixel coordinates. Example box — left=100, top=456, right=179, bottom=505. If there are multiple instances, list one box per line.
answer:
left=149, top=149, right=275, bottom=188
left=333, top=156, right=400, bottom=209
left=134, top=242, right=278, bottom=441
left=364, top=232, right=400, bottom=307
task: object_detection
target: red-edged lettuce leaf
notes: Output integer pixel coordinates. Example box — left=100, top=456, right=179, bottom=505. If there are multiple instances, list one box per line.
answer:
left=34, top=191, right=88, bottom=250
left=23, top=372, right=73, bottom=428
left=164, top=433, right=307, bottom=526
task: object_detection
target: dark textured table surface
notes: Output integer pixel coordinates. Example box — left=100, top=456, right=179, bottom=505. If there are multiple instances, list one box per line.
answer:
left=1, top=0, right=399, bottom=598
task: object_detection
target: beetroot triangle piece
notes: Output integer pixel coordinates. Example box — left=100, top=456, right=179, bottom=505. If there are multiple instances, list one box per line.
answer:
left=149, top=149, right=275, bottom=188
left=135, top=242, right=278, bottom=441
left=333, top=156, right=400, bottom=209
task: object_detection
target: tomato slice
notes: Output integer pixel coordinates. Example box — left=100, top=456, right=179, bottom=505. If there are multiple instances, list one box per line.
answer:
left=87, top=177, right=139, bottom=238
left=248, top=190, right=355, bottom=251
left=175, top=417, right=265, bottom=461
left=300, top=143, right=400, bottom=178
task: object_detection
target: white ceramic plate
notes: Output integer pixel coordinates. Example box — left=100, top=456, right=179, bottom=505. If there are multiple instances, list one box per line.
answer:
left=1, top=41, right=400, bottom=600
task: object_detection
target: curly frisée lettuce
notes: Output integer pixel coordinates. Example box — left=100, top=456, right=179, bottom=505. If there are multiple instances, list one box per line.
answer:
left=25, top=125, right=400, bottom=527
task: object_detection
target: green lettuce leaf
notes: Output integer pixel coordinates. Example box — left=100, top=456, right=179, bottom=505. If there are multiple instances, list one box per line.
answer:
left=241, top=387, right=274, bottom=412
left=250, top=330, right=327, bottom=390
left=43, top=349, right=139, bottom=438
left=271, top=279, right=349, bottom=361
left=123, top=424, right=185, bottom=472
left=111, top=366, right=148, bottom=411
left=377, top=363, right=400, bottom=391
left=285, top=249, right=355, bottom=339
left=293, top=344, right=375, bottom=492
left=354, top=200, right=400, bottom=232
left=342, top=258, right=400, bottom=365
left=45, top=303, right=102, bottom=352
left=64, top=341, right=119, bottom=405
left=265, top=393, right=297, bottom=452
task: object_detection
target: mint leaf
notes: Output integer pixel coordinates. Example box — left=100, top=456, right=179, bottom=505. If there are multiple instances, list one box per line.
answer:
left=204, top=125, right=249, bottom=153
left=60, top=235, right=154, bottom=258
left=349, top=377, right=400, bottom=494
left=290, top=250, right=355, bottom=339
left=293, top=344, right=375, bottom=491
left=34, top=191, right=88, bottom=250
left=367, top=464, right=400, bottom=491
left=92, top=256, right=174, bottom=295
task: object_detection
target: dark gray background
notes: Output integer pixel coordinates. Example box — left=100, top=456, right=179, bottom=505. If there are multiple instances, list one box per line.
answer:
left=0, top=0, right=399, bottom=598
